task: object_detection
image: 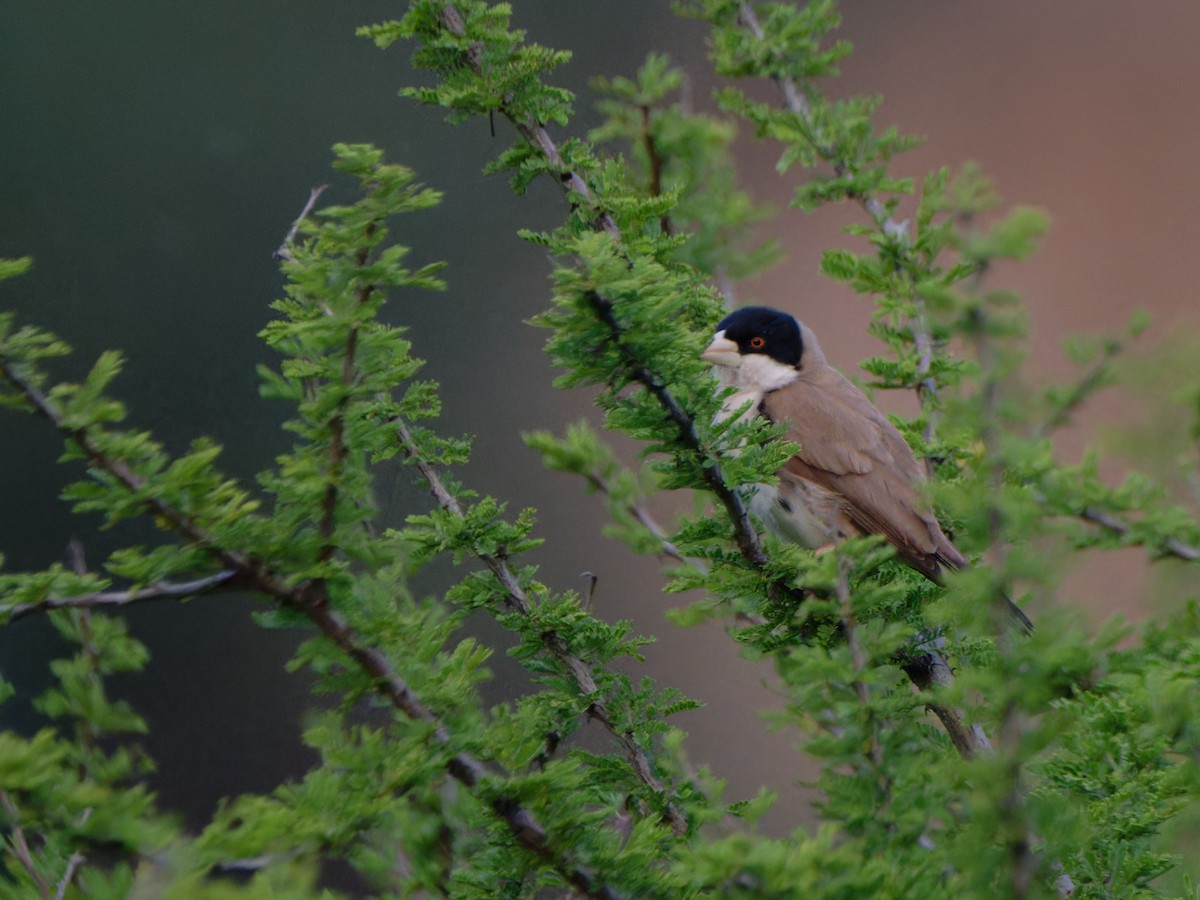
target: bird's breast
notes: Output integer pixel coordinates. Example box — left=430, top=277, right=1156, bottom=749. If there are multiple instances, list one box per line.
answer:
left=749, top=477, right=844, bottom=550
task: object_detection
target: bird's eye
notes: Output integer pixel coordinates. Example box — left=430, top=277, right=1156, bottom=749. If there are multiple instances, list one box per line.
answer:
left=749, top=336, right=766, bottom=349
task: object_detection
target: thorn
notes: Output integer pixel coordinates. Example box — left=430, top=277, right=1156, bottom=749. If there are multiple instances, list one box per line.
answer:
left=65, top=538, right=88, bottom=575
left=580, top=571, right=598, bottom=605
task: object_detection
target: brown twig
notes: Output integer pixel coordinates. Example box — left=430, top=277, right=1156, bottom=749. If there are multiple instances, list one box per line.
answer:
left=54, top=852, right=85, bottom=900
left=900, top=644, right=991, bottom=760
left=0, top=363, right=623, bottom=900
left=1, top=360, right=294, bottom=599
left=318, top=216, right=375, bottom=563
left=436, top=5, right=620, bottom=241
left=1, top=790, right=52, bottom=900
left=640, top=105, right=673, bottom=236
left=1031, top=341, right=1122, bottom=440
left=733, top=2, right=893, bottom=229
left=395, top=418, right=690, bottom=837
left=273, top=185, right=329, bottom=260
left=582, top=292, right=805, bottom=610
left=294, top=593, right=619, bottom=899
left=1078, top=506, right=1200, bottom=562
left=581, top=469, right=692, bottom=570
left=575, top=457, right=766, bottom=627
left=430, top=3, right=801, bottom=610
left=3, top=570, right=240, bottom=624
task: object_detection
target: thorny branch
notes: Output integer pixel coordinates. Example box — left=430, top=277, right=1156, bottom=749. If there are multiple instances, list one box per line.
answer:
left=423, top=0, right=1009, bottom=756
left=1078, top=505, right=1200, bottom=562
left=0, top=360, right=294, bottom=599
left=1022, top=335, right=1200, bottom=562
left=1026, top=327, right=1200, bottom=564
left=584, top=467, right=692, bottom=569
left=436, top=6, right=619, bottom=241
left=0, top=361, right=624, bottom=900
left=723, top=2, right=1004, bottom=757
left=1, top=789, right=52, bottom=900
left=318, top=218, right=375, bottom=563
left=732, top=2, right=896, bottom=228
left=54, top=853, right=85, bottom=900
left=298, top=593, right=624, bottom=899
left=273, top=185, right=328, bottom=261
left=733, top=1, right=941, bottom=421
left=576, top=465, right=768, bottom=627
left=433, top=1, right=806, bottom=611
left=2, top=571, right=239, bottom=624
left=394, top=418, right=690, bottom=837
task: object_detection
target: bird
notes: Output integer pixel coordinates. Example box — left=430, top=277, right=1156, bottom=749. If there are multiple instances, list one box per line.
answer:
left=700, top=305, right=1033, bottom=633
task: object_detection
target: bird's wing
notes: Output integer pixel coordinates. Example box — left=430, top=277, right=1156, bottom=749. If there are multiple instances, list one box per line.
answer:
left=761, top=370, right=965, bottom=578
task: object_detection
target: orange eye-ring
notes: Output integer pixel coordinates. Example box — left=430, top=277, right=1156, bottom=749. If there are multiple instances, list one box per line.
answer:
left=749, top=336, right=766, bottom=349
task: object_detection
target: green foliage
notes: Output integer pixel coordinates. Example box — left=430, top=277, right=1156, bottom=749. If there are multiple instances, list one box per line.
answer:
left=3, top=2, right=1200, bottom=898
left=589, top=52, right=782, bottom=280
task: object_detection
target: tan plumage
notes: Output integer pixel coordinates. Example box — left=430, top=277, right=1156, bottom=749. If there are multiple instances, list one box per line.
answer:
left=703, top=306, right=1032, bottom=632
left=761, top=321, right=967, bottom=582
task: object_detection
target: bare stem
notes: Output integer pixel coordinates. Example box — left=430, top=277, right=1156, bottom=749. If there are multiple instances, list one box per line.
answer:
left=274, top=184, right=329, bottom=260
left=901, top=648, right=991, bottom=759
left=54, top=853, right=85, bottom=900
left=1, top=790, right=52, bottom=900
left=640, top=104, right=673, bottom=236
left=2, top=571, right=239, bottom=623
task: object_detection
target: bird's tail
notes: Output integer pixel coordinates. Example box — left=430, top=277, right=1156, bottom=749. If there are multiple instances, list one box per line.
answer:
left=1002, top=593, right=1035, bottom=635
left=933, top=550, right=1034, bottom=634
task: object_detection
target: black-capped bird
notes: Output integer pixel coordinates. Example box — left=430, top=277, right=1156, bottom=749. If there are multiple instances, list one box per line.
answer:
left=701, top=305, right=1033, bottom=633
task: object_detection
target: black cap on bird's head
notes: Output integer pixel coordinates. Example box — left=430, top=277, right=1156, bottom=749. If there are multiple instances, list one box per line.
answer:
left=703, top=306, right=804, bottom=369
